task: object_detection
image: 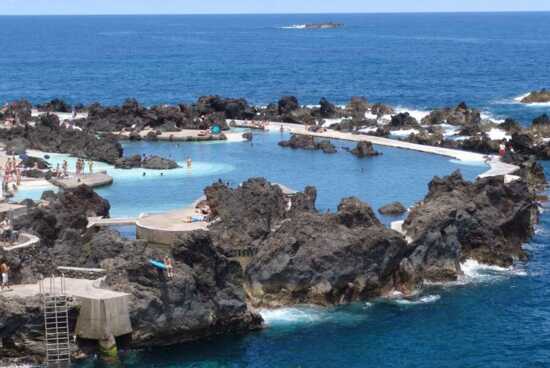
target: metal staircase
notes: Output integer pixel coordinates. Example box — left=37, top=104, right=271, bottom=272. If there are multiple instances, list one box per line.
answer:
left=39, top=275, right=71, bottom=368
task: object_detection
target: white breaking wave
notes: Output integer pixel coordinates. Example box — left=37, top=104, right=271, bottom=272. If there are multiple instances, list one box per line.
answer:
left=486, top=128, right=511, bottom=141
left=281, top=24, right=307, bottom=30
left=389, top=128, right=420, bottom=137
left=393, top=294, right=441, bottom=305
left=480, top=112, right=505, bottom=124
left=259, top=307, right=323, bottom=325
left=459, top=259, right=527, bottom=283
left=394, top=107, right=431, bottom=122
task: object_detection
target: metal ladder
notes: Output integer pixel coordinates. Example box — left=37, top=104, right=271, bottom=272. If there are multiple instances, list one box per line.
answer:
left=39, top=275, right=71, bottom=368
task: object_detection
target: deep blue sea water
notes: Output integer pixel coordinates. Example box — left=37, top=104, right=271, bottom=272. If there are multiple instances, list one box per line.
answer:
left=2, top=13, right=550, bottom=368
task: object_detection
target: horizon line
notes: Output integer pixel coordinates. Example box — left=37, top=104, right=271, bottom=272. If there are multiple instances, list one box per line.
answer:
left=1, top=10, right=550, bottom=16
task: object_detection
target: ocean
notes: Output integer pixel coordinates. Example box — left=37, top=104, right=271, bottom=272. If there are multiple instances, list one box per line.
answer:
left=2, top=12, right=550, bottom=367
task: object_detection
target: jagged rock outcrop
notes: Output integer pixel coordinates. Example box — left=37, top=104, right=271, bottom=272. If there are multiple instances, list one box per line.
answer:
left=399, top=171, right=538, bottom=288
left=389, top=112, right=420, bottom=129
left=205, top=178, right=315, bottom=253
left=36, top=98, right=72, bottom=113
left=421, top=102, right=481, bottom=126
left=0, top=113, right=122, bottom=164
left=245, top=197, right=410, bottom=306
left=279, top=134, right=336, bottom=153
left=520, top=89, right=550, bottom=104
left=103, top=230, right=263, bottom=347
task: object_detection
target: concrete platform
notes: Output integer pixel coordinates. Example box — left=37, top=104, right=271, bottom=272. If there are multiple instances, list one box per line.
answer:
left=50, top=171, right=113, bottom=189
left=3, top=277, right=132, bottom=340
left=87, top=217, right=137, bottom=228
left=136, top=206, right=208, bottom=246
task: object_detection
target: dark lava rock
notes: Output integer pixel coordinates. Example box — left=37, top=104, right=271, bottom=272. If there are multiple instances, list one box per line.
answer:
left=142, top=155, right=179, bottom=170
left=351, top=141, right=381, bottom=158
left=115, top=155, right=179, bottom=170
left=319, top=97, right=337, bottom=118
left=500, top=118, right=522, bottom=134
left=0, top=113, right=123, bottom=164
left=36, top=98, right=72, bottom=113
left=345, top=96, right=370, bottom=119
left=317, top=139, right=337, bottom=154
left=245, top=196, right=410, bottom=307
left=378, top=202, right=407, bottom=216
left=407, top=131, right=443, bottom=146
left=204, top=178, right=317, bottom=254
left=278, top=96, right=300, bottom=115
left=399, top=171, right=538, bottom=288
left=370, top=103, right=394, bottom=117
left=421, top=102, right=481, bottom=126
left=520, top=89, right=550, bottom=104
left=103, top=230, right=263, bottom=347
left=20, top=156, right=50, bottom=170
left=389, top=112, right=419, bottom=129
left=278, top=134, right=335, bottom=153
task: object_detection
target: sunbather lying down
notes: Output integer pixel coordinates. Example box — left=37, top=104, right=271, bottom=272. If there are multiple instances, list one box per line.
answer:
left=184, top=214, right=207, bottom=223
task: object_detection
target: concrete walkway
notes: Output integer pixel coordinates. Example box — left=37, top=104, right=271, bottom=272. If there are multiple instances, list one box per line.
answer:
left=87, top=217, right=137, bottom=228
left=1, top=232, right=40, bottom=251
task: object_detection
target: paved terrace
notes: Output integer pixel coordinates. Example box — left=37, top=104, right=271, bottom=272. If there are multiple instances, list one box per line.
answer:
left=1, top=277, right=125, bottom=300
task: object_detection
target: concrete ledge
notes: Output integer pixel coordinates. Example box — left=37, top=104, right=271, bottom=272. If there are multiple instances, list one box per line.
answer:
left=50, top=171, right=113, bottom=189
left=75, top=294, right=133, bottom=340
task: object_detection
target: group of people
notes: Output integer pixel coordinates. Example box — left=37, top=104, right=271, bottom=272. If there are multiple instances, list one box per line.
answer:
left=2, top=156, right=22, bottom=192
left=75, top=158, right=93, bottom=177
left=52, top=159, right=93, bottom=178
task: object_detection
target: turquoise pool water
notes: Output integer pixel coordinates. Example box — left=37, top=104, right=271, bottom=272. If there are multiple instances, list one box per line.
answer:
left=17, top=131, right=486, bottom=222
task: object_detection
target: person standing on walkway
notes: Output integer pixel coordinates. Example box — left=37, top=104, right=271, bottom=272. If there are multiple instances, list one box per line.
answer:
left=88, top=159, right=94, bottom=174
left=0, top=261, right=10, bottom=291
